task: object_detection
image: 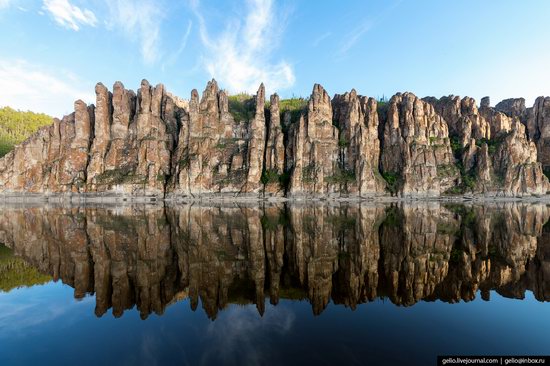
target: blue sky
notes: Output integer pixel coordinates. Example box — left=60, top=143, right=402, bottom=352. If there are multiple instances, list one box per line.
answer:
left=0, top=0, right=549, bottom=117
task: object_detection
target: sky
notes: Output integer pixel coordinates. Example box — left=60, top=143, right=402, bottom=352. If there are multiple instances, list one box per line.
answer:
left=0, top=0, right=549, bottom=117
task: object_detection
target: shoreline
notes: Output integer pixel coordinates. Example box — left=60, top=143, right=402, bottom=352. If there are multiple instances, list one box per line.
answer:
left=1, top=192, right=550, bottom=204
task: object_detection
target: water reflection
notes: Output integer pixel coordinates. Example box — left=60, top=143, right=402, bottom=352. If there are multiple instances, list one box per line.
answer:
left=1, top=202, right=549, bottom=319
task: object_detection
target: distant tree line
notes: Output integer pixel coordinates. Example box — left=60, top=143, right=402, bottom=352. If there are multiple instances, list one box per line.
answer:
left=0, top=107, right=52, bottom=157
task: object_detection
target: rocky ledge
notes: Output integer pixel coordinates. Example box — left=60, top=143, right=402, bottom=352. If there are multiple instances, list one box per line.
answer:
left=0, top=79, right=549, bottom=200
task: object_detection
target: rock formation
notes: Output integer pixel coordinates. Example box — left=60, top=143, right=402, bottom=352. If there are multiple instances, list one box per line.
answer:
left=0, top=79, right=549, bottom=199
left=263, top=94, right=285, bottom=196
left=167, top=80, right=265, bottom=197
left=287, top=84, right=340, bottom=197
left=526, top=97, right=550, bottom=168
left=380, top=93, right=460, bottom=196
left=332, top=90, right=386, bottom=195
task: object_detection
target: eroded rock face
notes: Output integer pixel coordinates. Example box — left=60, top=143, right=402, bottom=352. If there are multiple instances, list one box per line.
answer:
left=495, top=98, right=527, bottom=121
left=526, top=97, right=550, bottom=168
left=332, top=90, right=386, bottom=195
left=475, top=120, right=548, bottom=196
left=0, top=101, right=95, bottom=193
left=0, top=79, right=548, bottom=198
left=168, top=80, right=265, bottom=197
left=287, top=84, right=340, bottom=196
left=380, top=93, right=459, bottom=196
left=426, top=95, right=490, bottom=146
left=264, top=93, right=285, bottom=195
left=2, top=203, right=550, bottom=318
left=424, top=95, right=550, bottom=196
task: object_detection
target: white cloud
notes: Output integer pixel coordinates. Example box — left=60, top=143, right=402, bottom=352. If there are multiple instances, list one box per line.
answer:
left=0, top=59, right=94, bottom=117
left=106, top=0, right=165, bottom=65
left=192, top=0, right=295, bottom=94
left=42, top=0, right=97, bottom=31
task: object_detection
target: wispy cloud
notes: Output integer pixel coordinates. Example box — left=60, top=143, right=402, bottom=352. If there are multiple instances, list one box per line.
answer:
left=106, top=0, right=165, bottom=65
left=161, top=20, right=193, bottom=71
left=312, top=31, right=332, bottom=48
left=0, top=58, right=94, bottom=117
left=337, top=0, right=402, bottom=58
left=192, top=0, right=295, bottom=94
left=42, top=0, right=97, bottom=31
left=339, top=21, right=374, bottom=56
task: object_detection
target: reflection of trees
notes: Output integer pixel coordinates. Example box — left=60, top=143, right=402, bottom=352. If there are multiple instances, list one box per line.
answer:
left=1, top=202, right=550, bottom=319
left=0, top=244, right=51, bottom=292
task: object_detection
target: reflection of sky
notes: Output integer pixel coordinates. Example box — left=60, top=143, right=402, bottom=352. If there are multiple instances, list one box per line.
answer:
left=1, top=282, right=550, bottom=366
left=0, top=281, right=93, bottom=337
left=200, top=305, right=296, bottom=365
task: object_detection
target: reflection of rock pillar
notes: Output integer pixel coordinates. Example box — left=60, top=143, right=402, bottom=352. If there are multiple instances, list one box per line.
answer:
left=63, top=211, right=93, bottom=299
left=87, top=213, right=113, bottom=318
left=263, top=207, right=285, bottom=305
left=380, top=204, right=456, bottom=306
left=248, top=208, right=266, bottom=315
left=333, top=206, right=383, bottom=308
left=303, top=206, right=339, bottom=315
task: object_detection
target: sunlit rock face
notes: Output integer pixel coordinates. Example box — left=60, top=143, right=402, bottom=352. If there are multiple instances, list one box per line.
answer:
left=380, top=93, right=460, bottom=196
left=1, top=202, right=550, bottom=319
left=331, top=90, right=386, bottom=196
left=424, top=95, right=550, bottom=196
left=85, top=80, right=179, bottom=196
left=168, top=81, right=267, bottom=198
left=286, top=84, right=340, bottom=197
left=0, top=79, right=548, bottom=198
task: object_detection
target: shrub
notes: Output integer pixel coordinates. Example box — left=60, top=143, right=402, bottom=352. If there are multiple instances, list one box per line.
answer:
left=450, top=136, right=463, bottom=159
left=228, top=94, right=255, bottom=123
left=382, top=171, right=400, bottom=194
left=302, top=164, right=316, bottom=183
left=279, top=97, right=308, bottom=124
left=260, top=169, right=280, bottom=185
left=338, top=137, right=349, bottom=147
left=325, top=169, right=356, bottom=185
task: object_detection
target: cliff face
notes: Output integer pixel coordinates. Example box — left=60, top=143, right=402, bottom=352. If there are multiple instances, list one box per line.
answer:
left=0, top=79, right=549, bottom=198
left=380, top=93, right=460, bottom=196
left=2, top=203, right=550, bottom=318
left=167, top=80, right=266, bottom=197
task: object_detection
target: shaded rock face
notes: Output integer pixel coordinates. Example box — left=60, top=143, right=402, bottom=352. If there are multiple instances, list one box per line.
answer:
left=526, top=97, right=550, bottom=169
left=0, top=79, right=549, bottom=198
left=495, top=98, right=527, bottom=121
left=380, top=93, right=459, bottom=196
left=2, top=202, right=550, bottom=319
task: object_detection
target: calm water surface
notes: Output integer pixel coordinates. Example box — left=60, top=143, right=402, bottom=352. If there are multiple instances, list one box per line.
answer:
left=1, top=203, right=549, bottom=365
